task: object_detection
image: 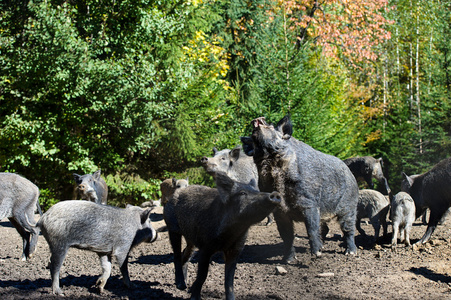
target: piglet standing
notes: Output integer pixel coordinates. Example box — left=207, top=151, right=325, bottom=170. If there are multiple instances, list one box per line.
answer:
left=73, top=169, right=108, bottom=204
left=37, top=200, right=157, bottom=295
left=390, top=192, right=416, bottom=248
left=164, top=172, right=282, bottom=300
left=0, top=173, right=41, bottom=261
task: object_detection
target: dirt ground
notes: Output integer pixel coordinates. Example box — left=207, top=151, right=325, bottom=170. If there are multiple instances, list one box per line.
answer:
left=1, top=205, right=451, bottom=300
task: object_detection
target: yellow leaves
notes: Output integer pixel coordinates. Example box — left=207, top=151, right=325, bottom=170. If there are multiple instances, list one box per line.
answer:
left=182, top=30, right=230, bottom=87
left=364, top=129, right=382, bottom=145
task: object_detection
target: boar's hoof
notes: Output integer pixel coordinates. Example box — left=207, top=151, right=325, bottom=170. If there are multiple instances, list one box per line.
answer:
left=176, top=282, right=187, bottom=290
left=344, top=249, right=357, bottom=255
left=53, top=287, right=64, bottom=296
left=313, top=251, right=322, bottom=258
left=282, top=254, right=297, bottom=264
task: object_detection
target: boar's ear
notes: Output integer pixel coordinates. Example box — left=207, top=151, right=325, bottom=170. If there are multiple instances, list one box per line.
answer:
left=172, top=178, right=177, bottom=187
left=215, top=172, right=234, bottom=203
left=93, top=169, right=101, bottom=180
left=140, top=208, right=153, bottom=224
left=402, top=172, right=414, bottom=186
left=230, top=146, right=241, bottom=161
left=275, top=115, right=293, bottom=139
left=248, top=178, right=258, bottom=189
left=212, top=147, right=218, bottom=156
left=73, top=173, right=82, bottom=184
left=377, top=157, right=384, bottom=167
left=240, top=136, right=254, bottom=156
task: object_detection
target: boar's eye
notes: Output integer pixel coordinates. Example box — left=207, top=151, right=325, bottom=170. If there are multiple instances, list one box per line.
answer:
left=239, top=191, right=247, bottom=196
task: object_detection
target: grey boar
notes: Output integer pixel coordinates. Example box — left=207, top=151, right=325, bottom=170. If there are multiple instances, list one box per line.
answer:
left=201, top=146, right=274, bottom=225
left=160, top=177, right=189, bottom=206
left=73, top=169, right=108, bottom=204
left=344, top=156, right=391, bottom=195
left=401, top=157, right=451, bottom=245
left=36, top=200, right=157, bottom=295
left=390, top=192, right=416, bottom=248
left=164, top=172, right=282, bottom=300
left=0, top=173, right=41, bottom=261
left=241, top=115, right=359, bottom=262
left=356, top=189, right=390, bottom=242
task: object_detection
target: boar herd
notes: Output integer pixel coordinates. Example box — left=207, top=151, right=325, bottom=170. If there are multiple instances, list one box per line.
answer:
left=1, top=115, right=451, bottom=299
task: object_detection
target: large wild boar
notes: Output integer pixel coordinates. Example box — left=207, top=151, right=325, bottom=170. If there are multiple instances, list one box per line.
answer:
left=343, top=156, right=391, bottom=195
left=0, top=173, right=41, bottom=261
left=401, top=157, right=451, bottom=245
left=241, top=115, right=359, bottom=262
left=201, top=146, right=274, bottom=225
left=37, top=200, right=157, bottom=295
left=164, top=172, right=282, bottom=300
left=73, top=169, right=108, bottom=204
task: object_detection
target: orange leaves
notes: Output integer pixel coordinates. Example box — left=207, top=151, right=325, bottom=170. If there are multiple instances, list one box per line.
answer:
left=268, top=0, right=393, bottom=65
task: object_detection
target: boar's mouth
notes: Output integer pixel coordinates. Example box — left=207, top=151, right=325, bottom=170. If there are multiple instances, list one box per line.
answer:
left=252, top=117, right=268, bottom=128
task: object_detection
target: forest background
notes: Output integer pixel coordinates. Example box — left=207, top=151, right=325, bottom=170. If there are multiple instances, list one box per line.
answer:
left=1, top=0, right=450, bottom=210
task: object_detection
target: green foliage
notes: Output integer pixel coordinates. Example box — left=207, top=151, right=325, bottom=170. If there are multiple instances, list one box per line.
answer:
left=105, top=173, right=161, bottom=208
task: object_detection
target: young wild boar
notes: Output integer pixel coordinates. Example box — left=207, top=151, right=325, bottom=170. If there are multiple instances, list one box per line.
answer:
left=356, top=189, right=390, bottom=243
left=343, top=156, right=391, bottom=195
left=390, top=192, right=416, bottom=248
left=164, top=172, right=282, bottom=300
left=201, top=146, right=274, bottom=225
left=73, top=169, right=108, bottom=204
left=37, top=200, right=157, bottom=295
left=241, top=115, right=359, bottom=262
left=0, top=173, right=41, bottom=261
left=160, top=177, right=189, bottom=206
left=401, top=157, right=451, bottom=245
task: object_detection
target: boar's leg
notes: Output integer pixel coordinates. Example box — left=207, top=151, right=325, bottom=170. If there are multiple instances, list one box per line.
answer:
left=190, top=248, right=214, bottom=300
left=8, top=217, right=32, bottom=261
left=49, top=246, right=69, bottom=295
left=403, top=224, right=412, bottom=247
left=338, top=214, right=357, bottom=255
left=273, top=209, right=296, bottom=263
left=116, top=249, right=133, bottom=289
left=391, top=221, right=400, bottom=248
left=355, top=217, right=366, bottom=237
left=303, top=207, right=322, bottom=257
left=224, top=245, right=243, bottom=300
left=416, top=207, right=447, bottom=245
left=181, top=242, right=195, bottom=281
left=96, top=254, right=112, bottom=293
left=369, top=215, right=381, bottom=242
left=168, top=231, right=188, bottom=290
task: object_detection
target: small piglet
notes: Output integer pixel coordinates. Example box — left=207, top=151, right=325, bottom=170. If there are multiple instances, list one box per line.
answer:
left=356, top=189, right=390, bottom=243
left=390, top=192, right=416, bottom=248
left=37, top=200, right=157, bottom=295
left=164, top=172, right=282, bottom=300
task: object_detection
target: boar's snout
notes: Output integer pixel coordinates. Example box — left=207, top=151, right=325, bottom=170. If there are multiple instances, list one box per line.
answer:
left=201, top=156, right=208, bottom=164
left=269, top=191, right=282, bottom=204
left=78, top=183, right=87, bottom=192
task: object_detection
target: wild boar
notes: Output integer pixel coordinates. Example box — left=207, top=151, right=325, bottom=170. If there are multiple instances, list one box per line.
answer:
left=356, top=189, right=390, bottom=243
left=201, top=146, right=273, bottom=225
left=401, top=157, right=451, bottom=244
left=241, top=115, right=359, bottom=262
left=164, top=172, right=282, bottom=300
left=37, top=200, right=157, bottom=295
left=343, top=156, right=391, bottom=195
left=0, top=172, right=41, bottom=261
left=73, top=169, right=108, bottom=204
left=390, top=192, right=416, bottom=248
